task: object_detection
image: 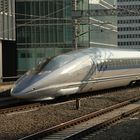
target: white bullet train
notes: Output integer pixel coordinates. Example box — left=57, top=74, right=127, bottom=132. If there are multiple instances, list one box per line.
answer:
left=11, top=47, right=140, bottom=101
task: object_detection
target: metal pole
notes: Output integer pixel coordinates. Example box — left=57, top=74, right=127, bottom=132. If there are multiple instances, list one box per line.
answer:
left=72, top=0, right=78, bottom=50
left=76, top=98, right=80, bottom=110
left=88, top=0, right=90, bottom=48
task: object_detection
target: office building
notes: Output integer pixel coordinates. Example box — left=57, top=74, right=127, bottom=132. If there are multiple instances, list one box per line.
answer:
left=16, top=0, right=117, bottom=73
left=0, top=0, right=16, bottom=82
left=117, top=0, right=140, bottom=49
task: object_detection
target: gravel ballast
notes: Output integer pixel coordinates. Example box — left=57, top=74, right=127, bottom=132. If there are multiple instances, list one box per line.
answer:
left=0, top=87, right=140, bottom=140
left=90, top=113, right=140, bottom=140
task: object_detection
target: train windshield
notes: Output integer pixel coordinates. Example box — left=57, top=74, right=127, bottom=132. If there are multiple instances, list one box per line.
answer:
left=33, top=54, right=76, bottom=73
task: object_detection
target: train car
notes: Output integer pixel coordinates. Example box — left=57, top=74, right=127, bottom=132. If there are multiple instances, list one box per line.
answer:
left=11, top=47, right=140, bottom=100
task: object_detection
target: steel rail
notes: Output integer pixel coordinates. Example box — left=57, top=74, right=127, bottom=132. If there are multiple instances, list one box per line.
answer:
left=0, top=85, right=139, bottom=115
left=19, top=95, right=140, bottom=140
left=0, top=102, right=41, bottom=115
left=65, top=106, right=140, bottom=140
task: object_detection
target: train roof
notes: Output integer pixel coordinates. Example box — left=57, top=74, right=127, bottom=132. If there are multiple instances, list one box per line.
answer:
left=79, top=47, right=140, bottom=60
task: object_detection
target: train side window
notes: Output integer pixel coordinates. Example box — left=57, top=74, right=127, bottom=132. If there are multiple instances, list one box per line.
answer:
left=98, top=59, right=108, bottom=71
left=112, top=60, right=116, bottom=70
left=118, top=59, right=121, bottom=68
left=114, top=60, right=117, bottom=69
left=109, top=60, right=112, bottom=69
left=112, top=60, right=115, bottom=69
left=109, top=60, right=113, bottom=69
left=138, top=60, right=140, bottom=67
left=119, top=59, right=123, bottom=69
left=132, top=59, right=135, bottom=67
left=136, top=59, right=140, bottom=67
left=96, top=60, right=100, bottom=71
left=122, top=59, right=126, bottom=68
left=97, top=63, right=100, bottom=71
left=134, top=59, right=136, bottom=67
left=108, top=60, right=111, bottom=69
left=99, top=61, right=104, bottom=71
left=130, top=59, right=133, bottom=68
left=128, top=59, right=130, bottom=68
left=129, top=59, right=132, bottom=68
left=122, top=60, right=125, bottom=68
left=120, top=59, right=123, bottom=68
left=123, top=60, right=126, bottom=68
left=116, top=60, right=119, bottom=69
left=102, top=61, right=107, bottom=71
left=104, top=61, right=108, bottom=70
left=106, top=61, right=109, bottom=69
left=125, top=60, right=127, bottom=68
left=135, top=59, right=138, bottom=66
left=136, top=59, right=139, bottom=67
left=96, top=60, right=101, bottom=71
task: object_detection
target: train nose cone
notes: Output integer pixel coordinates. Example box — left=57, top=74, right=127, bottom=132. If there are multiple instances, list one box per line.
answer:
left=10, top=74, right=38, bottom=99
left=11, top=84, right=33, bottom=98
left=11, top=72, right=50, bottom=100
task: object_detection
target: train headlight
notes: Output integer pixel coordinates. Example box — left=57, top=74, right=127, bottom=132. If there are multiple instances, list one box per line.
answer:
left=10, top=84, right=16, bottom=93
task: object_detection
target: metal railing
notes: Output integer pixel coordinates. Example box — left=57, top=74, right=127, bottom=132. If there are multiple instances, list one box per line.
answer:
left=0, top=75, right=21, bottom=84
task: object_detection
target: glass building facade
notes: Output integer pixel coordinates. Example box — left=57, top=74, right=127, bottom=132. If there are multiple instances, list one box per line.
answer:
left=117, top=0, right=140, bottom=49
left=16, top=0, right=117, bottom=73
left=16, top=0, right=72, bottom=73
left=0, top=0, right=15, bottom=40
left=89, top=0, right=117, bottom=48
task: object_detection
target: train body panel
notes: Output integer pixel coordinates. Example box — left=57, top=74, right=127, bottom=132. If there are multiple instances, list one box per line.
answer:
left=11, top=47, right=140, bottom=101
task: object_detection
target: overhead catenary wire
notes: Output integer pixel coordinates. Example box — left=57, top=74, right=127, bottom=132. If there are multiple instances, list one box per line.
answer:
left=1, top=5, right=71, bottom=36
left=1, top=3, right=140, bottom=37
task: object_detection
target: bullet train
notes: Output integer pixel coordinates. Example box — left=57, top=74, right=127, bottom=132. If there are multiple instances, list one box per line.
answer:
left=11, top=47, right=140, bottom=101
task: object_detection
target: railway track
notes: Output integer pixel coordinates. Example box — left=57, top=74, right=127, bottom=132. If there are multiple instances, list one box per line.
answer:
left=19, top=95, right=140, bottom=140
left=0, top=85, right=140, bottom=115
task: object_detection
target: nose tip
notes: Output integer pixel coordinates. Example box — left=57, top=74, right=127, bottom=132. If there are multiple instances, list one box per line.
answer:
left=11, top=87, right=24, bottom=98
left=10, top=84, right=37, bottom=99
left=10, top=74, right=40, bottom=99
left=11, top=83, right=26, bottom=94
left=11, top=89, right=28, bottom=99
left=10, top=86, right=18, bottom=96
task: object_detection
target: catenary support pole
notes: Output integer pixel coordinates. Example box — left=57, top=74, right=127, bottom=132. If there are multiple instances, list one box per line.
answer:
left=76, top=98, right=80, bottom=110
left=72, top=0, right=78, bottom=50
